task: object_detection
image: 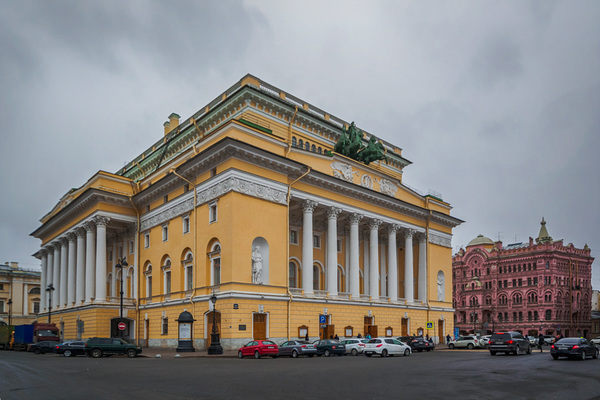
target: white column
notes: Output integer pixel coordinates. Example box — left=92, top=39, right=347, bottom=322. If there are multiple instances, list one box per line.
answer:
left=23, top=283, right=28, bottom=315
left=349, top=213, right=362, bottom=298
left=362, top=233, right=369, bottom=295
left=111, top=240, right=117, bottom=298
left=67, top=233, right=76, bottom=306
left=301, top=200, right=317, bottom=295
left=404, top=229, right=415, bottom=303
left=76, top=228, right=86, bottom=304
left=60, top=238, right=68, bottom=307
left=326, top=207, right=341, bottom=296
left=132, top=223, right=138, bottom=299
left=46, top=248, right=54, bottom=310
left=95, top=216, right=109, bottom=302
left=379, top=239, right=386, bottom=297
left=344, top=229, right=350, bottom=293
left=85, top=221, right=96, bottom=303
left=369, top=220, right=381, bottom=301
left=387, top=225, right=399, bottom=301
left=52, top=243, right=60, bottom=308
left=418, top=234, right=427, bottom=302
left=40, top=250, right=48, bottom=312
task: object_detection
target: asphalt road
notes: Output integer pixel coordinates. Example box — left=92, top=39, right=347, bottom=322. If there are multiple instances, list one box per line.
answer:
left=1, top=349, right=599, bottom=400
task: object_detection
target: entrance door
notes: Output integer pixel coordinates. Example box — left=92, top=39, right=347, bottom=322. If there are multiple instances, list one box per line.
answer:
left=207, top=311, right=221, bottom=348
left=438, top=320, right=444, bottom=344
left=368, top=325, right=378, bottom=338
left=253, top=313, right=267, bottom=340
left=401, top=318, right=408, bottom=336
left=144, top=319, right=149, bottom=347
left=320, top=324, right=335, bottom=339
left=364, top=316, right=374, bottom=337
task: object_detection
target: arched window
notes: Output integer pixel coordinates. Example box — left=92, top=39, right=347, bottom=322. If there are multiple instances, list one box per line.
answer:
left=534, top=311, right=539, bottom=321
left=498, top=313, right=503, bottom=322
left=318, top=147, right=322, bottom=154
left=337, top=266, right=345, bottom=292
left=292, top=136, right=297, bottom=147
left=298, top=139, right=304, bottom=149
left=305, top=141, right=310, bottom=151
left=313, top=264, right=321, bottom=290
left=183, top=252, right=194, bottom=291
left=29, top=287, right=41, bottom=295
left=545, top=310, right=552, bottom=321
left=144, top=264, right=153, bottom=300
left=311, top=144, right=316, bottom=152
left=289, top=261, right=298, bottom=288
left=162, top=258, right=172, bottom=295
left=210, top=243, right=221, bottom=286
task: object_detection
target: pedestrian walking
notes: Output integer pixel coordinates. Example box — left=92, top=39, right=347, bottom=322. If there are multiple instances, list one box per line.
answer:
left=305, top=332, right=309, bottom=341
left=538, top=333, right=545, bottom=352
left=446, top=334, right=451, bottom=345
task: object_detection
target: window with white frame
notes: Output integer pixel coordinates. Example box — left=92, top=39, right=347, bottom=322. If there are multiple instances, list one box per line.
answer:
left=144, top=233, right=150, bottom=248
left=210, top=243, right=221, bottom=286
left=289, top=261, right=298, bottom=288
left=209, top=201, right=218, bottom=223
left=162, top=224, right=169, bottom=242
left=313, top=234, right=321, bottom=249
left=183, top=252, right=194, bottom=291
left=290, top=230, right=298, bottom=245
left=33, top=301, right=40, bottom=314
left=162, top=317, right=168, bottom=335
left=145, top=265, right=153, bottom=299
left=182, top=215, right=190, bottom=234
left=163, top=259, right=171, bottom=295
left=129, top=240, right=134, bottom=255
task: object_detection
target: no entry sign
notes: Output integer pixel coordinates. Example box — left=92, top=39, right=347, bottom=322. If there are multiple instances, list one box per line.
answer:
left=118, top=322, right=126, bottom=331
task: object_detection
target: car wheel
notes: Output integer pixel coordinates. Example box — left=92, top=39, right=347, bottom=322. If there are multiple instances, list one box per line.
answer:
left=449, top=344, right=455, bottom=349
left=593, top=350, right=599, bottom=359
left=490, top=351, right=496, bottom=356
left=34, top=348, right=41, bottom=355
left=238, top=351, right=243, bottom=359
left=324, top=349, right=331, bottom=357
left=381, top=349, right=388, bottom=357
left=580, top=351, right=586, bottom=361
left=404, top=349, right=410, bottom=357
left=292, top=350, right=298, bottom=358
left=552, top=355, right=559, bottom=360
left=91, top=348, right=103, bottom=358
left=351, top=348, right=358, bottom=356
left=254, top=351, right=260, bottom=359
left=64, top=350, right=72, bottom=357
left=127, top=349, right=137, bottom=358
left=526, top=345, right=532, bottom=355
left=467, top=343, right=474, bottom=350
left=514, top=345, right=520, bottom=355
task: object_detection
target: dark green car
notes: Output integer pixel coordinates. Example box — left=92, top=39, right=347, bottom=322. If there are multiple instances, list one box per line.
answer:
left=85, top=337, right=142, bottom=358
left=313, top=339, right=345, bottom=357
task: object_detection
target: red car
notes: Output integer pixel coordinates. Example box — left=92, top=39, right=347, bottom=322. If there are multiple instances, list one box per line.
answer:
left=238, top=340, right=279, bottom=359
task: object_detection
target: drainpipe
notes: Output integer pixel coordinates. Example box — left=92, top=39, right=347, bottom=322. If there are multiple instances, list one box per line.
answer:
left=285, top=106, right=299, bottom=158
left=285, top=166, right=311, bottom=340
left=127, top=188, right=141, bottom=345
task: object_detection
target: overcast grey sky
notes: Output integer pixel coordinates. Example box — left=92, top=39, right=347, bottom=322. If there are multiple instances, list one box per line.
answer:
left=1, top=0, right=598, bottom=288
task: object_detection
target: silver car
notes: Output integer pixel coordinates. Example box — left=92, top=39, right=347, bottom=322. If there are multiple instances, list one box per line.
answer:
left=340, top=339, right=368, bottom=356
left=448, top=336, right=482, bottom=349
left=277, top=340, right=316, bottom=358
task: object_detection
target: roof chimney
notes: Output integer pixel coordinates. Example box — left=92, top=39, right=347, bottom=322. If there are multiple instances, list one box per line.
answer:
left=164, top=113, right=180, bottom=136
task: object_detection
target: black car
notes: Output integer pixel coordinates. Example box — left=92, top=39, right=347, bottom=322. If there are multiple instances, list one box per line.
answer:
left=551, top=337, right=599, bottom=360
left=278, top=340, right=317, bottom=358
left=54, top=341, right=87, bottom=357
left=488, top=331, right=532, bottom=355
left=28, top=341, right=59, bottom=354
left=313, top=339, right=345, bottom=357
left=408, top=337, right=435, bottom=352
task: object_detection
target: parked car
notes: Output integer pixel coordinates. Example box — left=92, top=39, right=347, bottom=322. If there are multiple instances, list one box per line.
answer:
left=28, top=341, right=59, bottom=354
left=278, top=340, right=316, bottom=358
left=591, top=336, right=600, bottom=345
left=313, top=339, right=345, bottom=357
left=238, top=340, right=279, bottom=359
left=543, top=335, right=555, bottom=346
left=488, top=332, right=532, bottom=355
left=551, top=338, right=599, bottom=360
left=527, top=336, right=537, bottom=345
left=54, top=341, right=87, bottom=357
left=479, top=335, right=491, bottom=348
left=364, top=338, right=411, bottom=357
left=448, top=336, right=482, bottom=349
left=340, top=338, right=367, bottom=356
left=406, top=337, right=435, bottom=352
left=85, top=337, right=142, bottom=358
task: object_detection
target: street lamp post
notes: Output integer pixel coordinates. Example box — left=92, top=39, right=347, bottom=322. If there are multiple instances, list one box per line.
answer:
left=207, top=293, right=223, bottom=355
left=7, top=299, right=13, bottom=326
left=45, top=284, right=55, bottom=323
left=115, top=257, right=128, bottom=339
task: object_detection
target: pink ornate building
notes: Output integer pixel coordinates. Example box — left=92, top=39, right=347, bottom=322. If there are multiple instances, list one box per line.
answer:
left=452, top=219, right=594, bottom=338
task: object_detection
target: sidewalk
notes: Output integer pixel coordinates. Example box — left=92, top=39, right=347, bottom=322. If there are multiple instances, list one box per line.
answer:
left=140, top=347, right=238, bottom=358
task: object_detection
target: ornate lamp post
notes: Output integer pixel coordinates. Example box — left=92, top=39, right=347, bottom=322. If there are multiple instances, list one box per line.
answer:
left=45, top=284, right=55, bottom=323
left=207, top=293, right=223, bottom=355
left=7, top=299, right=12, bottom=326
left=115, top=257, right=128, bottom=338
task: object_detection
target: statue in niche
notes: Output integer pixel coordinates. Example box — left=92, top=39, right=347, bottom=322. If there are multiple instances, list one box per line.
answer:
left=437, top=272, right=445, bottom=301
left=252, top=246, right=263, bottom=284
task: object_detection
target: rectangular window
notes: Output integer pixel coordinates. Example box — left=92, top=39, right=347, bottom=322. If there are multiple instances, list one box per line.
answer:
left=162, top=225, right=168, bottom=242
left=0, top=283, right=3, bottom=290
left=290, top=230, right=298, bottom=245
left=129, top=240, right=134, bottom=255
left=337, top=238, right=342, bottom=253
left=33, top=302, right=40, bottom=314
left=118, top=245, right=123, bottom=259
left=144, top=233, right=150, bottom=248
left=213, top=258, right=221, bottom=286
left=186, top=266, right=193, bottom=291
left=534, top=277, right=538, bottom=285
left=146, top=204, right=150, bottom=212
left=165, top=271, right=171, bottom=294
left=210, top=167, right=217, bottom=177
left=163, top=195, right=168, bottom=204
left=183, top=183, right=189, bottom=193
left=162, top=318, right=168, bottom=335
left=313, top=234, right=321, bottom=249
left=0, top=301, right=4, bottom=313
left=209, top=202, right=218, bottom=223
left=182, top=216, right=190, bottom=234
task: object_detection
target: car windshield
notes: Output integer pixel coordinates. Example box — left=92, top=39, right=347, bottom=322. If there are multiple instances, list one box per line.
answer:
left=367, top=339, right=380, bottom=344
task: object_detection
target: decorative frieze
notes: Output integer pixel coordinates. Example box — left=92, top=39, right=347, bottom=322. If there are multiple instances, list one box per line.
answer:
left=376, top=178, right=398, bottom=197
left=331, top=161, right=358, bottom=182
left=429, top=232, right=452, bottom=248
left=141, top=198, right=194, bottom=232
left=197, top=176, right=287, bottom=206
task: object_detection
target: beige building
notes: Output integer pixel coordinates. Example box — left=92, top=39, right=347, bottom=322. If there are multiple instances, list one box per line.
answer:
left=0, top=262, right=41, bottom=326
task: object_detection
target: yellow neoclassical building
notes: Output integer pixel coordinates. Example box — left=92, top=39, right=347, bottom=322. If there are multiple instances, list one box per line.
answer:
left=31, top=74, right=462, bottom=349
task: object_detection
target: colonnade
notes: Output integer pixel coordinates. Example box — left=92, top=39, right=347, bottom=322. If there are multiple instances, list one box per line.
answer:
left=299, top=200, right=428, bottom=303
left=37, top=216, right=136, bottom=312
